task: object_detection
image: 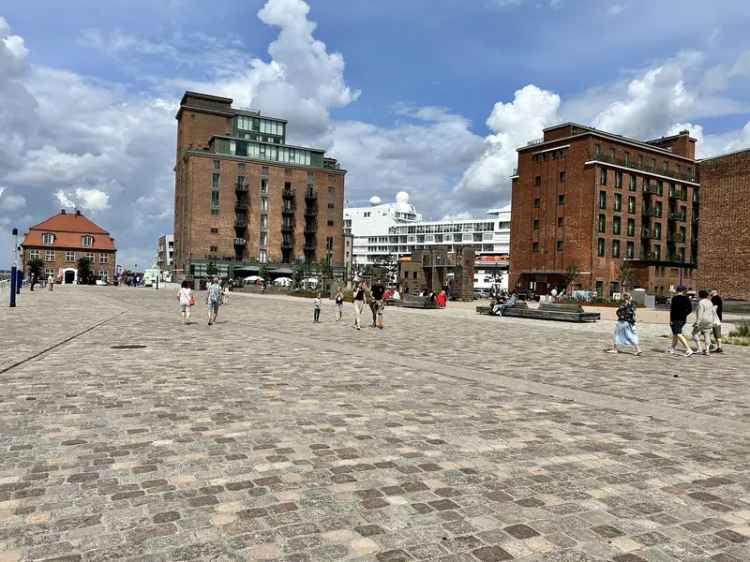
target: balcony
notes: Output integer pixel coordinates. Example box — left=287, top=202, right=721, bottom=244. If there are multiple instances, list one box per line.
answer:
left=235, top=201, right=249, bottom=211
left=281, top=240, right=293, bottom=249
left=669, top=190, right=687, bottom=201
left=305, top=189, right=317, bottom=202
left=234, top=218, right=248, bottom=228
left=235, top=182, right=248, bottom=193
left=668, top=212, right=686, bottom=222
left=304, top=207, right=318, bottom=217
left=667, top=232, right=686, bottom=243
left=304, top=224, right=317, bottom=234
left=587, top=150, right=698, bottom=183
left=304, top=243, right=316, bottom=252
left=283, top=188, right=295, bottom=199
left=234, top=238, right=247, bottom=246
left=640, top=229, right=660, bottom=240
left=642, top=184, right=660, bottom=195
left=281, top=223, right=294, bottom=233
left=642, top=207, right=661, bottom=218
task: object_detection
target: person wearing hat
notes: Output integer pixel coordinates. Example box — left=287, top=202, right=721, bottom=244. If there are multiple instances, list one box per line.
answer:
left=667, top=285, right=694, bottom=356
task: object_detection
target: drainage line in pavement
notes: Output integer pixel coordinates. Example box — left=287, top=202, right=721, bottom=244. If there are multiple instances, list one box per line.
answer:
left=0, top=311, right=126, bottom=375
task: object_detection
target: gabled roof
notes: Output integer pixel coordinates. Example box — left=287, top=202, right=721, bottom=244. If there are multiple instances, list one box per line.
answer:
left=22, top=210, right=116, bottom=251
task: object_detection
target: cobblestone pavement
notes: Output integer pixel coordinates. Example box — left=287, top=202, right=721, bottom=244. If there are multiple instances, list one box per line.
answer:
left=1, top=287, right=749, bottom=562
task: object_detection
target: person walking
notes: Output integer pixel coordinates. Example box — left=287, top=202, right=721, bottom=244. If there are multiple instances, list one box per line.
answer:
left=370, top=280, right=385, bottom=328
left=335, top=288, right=344, bottom=321
left=353, top=282, right=367, bottom=330
left=206, top=277, right=222, bottom=326
left=710, top=289, right=724, bottom=353
left=47, top=274, right=54, bottom=291
left=667, top=285, right=694, bottom=356
left=313, top=292, right=322, bottom=323
left=692, top=289, right=718, bottom=355
left=608, top=293, right=642, bottom=356
left=222, top=283, right=231, bottom=305
left=178, top=280, right=194, bottom=324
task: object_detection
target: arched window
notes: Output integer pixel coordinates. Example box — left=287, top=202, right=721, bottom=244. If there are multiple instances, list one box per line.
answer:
left=81, top=235, right=94, bottom=247
left=42, top=233, right=55, bottom=245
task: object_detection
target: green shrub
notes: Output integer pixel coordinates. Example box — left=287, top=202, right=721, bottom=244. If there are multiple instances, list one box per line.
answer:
left=730, top=322, right=750, bottom=338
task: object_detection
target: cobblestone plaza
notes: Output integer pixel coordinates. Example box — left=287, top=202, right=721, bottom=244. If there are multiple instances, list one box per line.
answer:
left=1, top=288, right=749, bottom=562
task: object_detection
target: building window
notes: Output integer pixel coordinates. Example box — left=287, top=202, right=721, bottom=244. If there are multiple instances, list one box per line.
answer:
left=209, top=246, right=218, bottom=253
left=238, top=163, right=245, bottom=170
left=42, top=232, right=55, bottom=246
left=328, top=203, right=335, bottom=209
left=99, top=254, right=108, bottom=264
left=599, top=167, right=607, bottom=185
left=326, top=236, right=334, bottom=251
left=327, top=220, right=334, bottom=226
left=210, top=228, right=219, bottom=234
left=211, top=191, right=220, bottom=209
left=65, top=251, right=76, bottom=262
left=28, top=249, right=39, bottom=259
left=615, top=170, right=623, bottom=188
left=654, top=222, right=662, bottom=240
left=534, top=176, right=541, bottom=186
left=558, top=194, right=565, bottom=205
left=654, top=245, right=661, bottom=260
left=81, top=235, right=93, bottom=247
left=532, top=219, right=540, bottom=231
left=594, top=144, right=601, bottom=156
left=534, top=198, right=540, bottom=208
left=557, top=217, right=564, bottom=227
left=260, top=232, right=268, bottom=247
left=629, top=174, right=636, bottom=191
left=211, top=209, right=219, bottom=216
left=628, top=196, right=636, bottom=214
left=556, top=240, right=563, bottom=252
left=260, top=198, right=268, bottom=213
left=626, top=241, right=635, bottom=259
left=86, top=252, right=94, bottom=261
left=532, top=242, right=539, bottom=253
left=259, top=249, right=268, bottom=263
left=599, top=191, right=607, bottom=210
left=627, top=218, right=635, bottom=237
left=45, top=250, right=55, bottom=262
left=609, top=147, right=615, bottom=160
left=614, top=193, right=622, bottom=212
left=612, top=240, right=620, bottom=258
left=212, top=173, right=220, bottom=189
left=597, top=238, right=605, bottom=257
left=598, top=214, right=606, bottom=233
left=559, top=171, right=566, bottom=183
left=624, top=152, right=630, bottom=166
left=261, top=166, right=269, bottom=177
left=213, top=160, right=220, bottom=170
left=656, top=180, right=664, bottom=195
left=613, top=216, right=621, bottom=235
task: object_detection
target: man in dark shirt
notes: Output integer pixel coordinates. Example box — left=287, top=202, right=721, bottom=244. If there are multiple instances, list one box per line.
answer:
left=370, top=281, right=385, bottom=329
left=710, top=289, right=724, bottom=353
left=668, top=285, right=694, bottom=356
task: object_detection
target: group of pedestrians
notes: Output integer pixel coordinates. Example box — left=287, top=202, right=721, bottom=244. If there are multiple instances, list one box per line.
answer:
left=609, top=285, right=725, bottom=357
left=351, top=280, right=384, bottom=330
left=177, top=277, right=229, bottom=326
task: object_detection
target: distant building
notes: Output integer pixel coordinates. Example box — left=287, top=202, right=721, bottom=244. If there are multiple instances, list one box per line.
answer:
left=173, top=91, right=346, bottom=281
left=399, top=246, right=475, bottom=299
left=157, top=234, right=175, bottom=272
left=511, top=123, right=699, bottom=297
left=344, top=194, right=510, bottom=289
left=696, top=149, right=750, bottom=300
left=21, top=209, right=117, bottom=284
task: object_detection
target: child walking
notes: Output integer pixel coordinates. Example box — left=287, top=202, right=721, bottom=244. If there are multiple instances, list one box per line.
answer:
left=178, top=280, right=194, bottom=324
left=335, top=288, right=344, bottom=321
left=313, top=292, right=321, bottom=323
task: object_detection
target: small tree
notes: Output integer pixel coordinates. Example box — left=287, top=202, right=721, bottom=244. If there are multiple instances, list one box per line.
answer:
left=77, top=257, right=93, bottom=284
left=28, top=258, right=44, bottom=280
left=563, top=263, right=579, bottom=294
left=259, top=264, right=269, bottom=283
left=618, top=260, right=634, bottom=291
left=206, top=261, right=218, bottom=277
left=293, top=263, right=305, bottom=287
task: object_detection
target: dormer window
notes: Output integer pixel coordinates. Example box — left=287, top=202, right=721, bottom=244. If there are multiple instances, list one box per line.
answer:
left=81, top=235, right=94, bottom=248
left=42, top=233, right=55, bottom=245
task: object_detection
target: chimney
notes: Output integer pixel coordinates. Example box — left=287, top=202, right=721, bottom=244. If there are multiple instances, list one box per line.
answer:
left=679, top=129, right=690, bottom=136
left=75, top=210, right=81, bottom=216
left=61, top=209, right=66, bottom=214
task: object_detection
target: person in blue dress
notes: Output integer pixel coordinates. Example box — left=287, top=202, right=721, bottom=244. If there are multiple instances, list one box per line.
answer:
left=608, top=293, right=642, bottom=356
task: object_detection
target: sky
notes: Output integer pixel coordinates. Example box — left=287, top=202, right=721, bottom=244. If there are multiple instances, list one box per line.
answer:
left=2, top=0, right=750, bottom=269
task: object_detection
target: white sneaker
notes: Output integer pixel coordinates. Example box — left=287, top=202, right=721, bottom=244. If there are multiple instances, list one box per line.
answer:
left=685, top=349, right=694, bottom=357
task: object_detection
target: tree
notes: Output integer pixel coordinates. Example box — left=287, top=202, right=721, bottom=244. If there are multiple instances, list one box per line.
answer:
left=293, top=263, right=305, bottom=287
left=27, top=258, right=44, bottom=280
left=618, top=260, right=634, bottom=291
left=259, top=264, right=269, bottom=282
left=77, top=257, right=93, bottom=285
left=206, top=261, right=218, bottom=277
left=563, top=263, right=579, bottom=293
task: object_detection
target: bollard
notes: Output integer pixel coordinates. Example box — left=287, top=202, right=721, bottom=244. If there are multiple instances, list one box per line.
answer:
left=9, top=265, right=16, bottom=307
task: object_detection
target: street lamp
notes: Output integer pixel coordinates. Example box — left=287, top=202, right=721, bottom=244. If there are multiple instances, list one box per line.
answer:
left=9, top=228, right=18, bottom=307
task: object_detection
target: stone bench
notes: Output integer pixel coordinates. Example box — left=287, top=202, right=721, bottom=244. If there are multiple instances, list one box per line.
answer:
left=398, top=296, right=440, bottom=309
left=502, top=302, right=600, bottom=323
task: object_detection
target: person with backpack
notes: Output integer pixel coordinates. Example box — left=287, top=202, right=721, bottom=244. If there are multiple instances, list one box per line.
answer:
left=608, top=293, right=642, bottom=356
left=206, top=277, right=222, bottom=326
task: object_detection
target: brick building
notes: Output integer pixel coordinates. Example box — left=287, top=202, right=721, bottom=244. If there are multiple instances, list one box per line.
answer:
left=510, top=124, right=700, bottom=297
left=173, top=92, right=346, bottom=280
left=696, top=149, right=750, bottom=300
left=399, top=246, right=475, bottom=300
left=21, top=210, right=117, bottom=284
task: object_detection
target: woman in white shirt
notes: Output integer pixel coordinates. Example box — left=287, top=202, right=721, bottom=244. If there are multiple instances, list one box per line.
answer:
left=178, top=281, right=194, bottom=324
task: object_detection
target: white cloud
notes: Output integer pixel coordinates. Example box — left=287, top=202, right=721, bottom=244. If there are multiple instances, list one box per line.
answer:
left=0, top=191, right=26, bottom=211
left=608, top=4, right=626, bottom=16
left=453, top=85, right=561, bottom=207
left=55, top=190, right=75, bottom=209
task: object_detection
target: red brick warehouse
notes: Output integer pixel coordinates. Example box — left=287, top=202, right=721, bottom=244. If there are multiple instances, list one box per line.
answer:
left=510, top=124, right=699, bottom=297
left=173, top=92, right=346, bottom=281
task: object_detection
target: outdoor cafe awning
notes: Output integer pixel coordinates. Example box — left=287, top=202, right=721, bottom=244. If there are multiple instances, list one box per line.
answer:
left=271, top=267, right=294, bottom=276
left=233, top=265, right=260, bottom=274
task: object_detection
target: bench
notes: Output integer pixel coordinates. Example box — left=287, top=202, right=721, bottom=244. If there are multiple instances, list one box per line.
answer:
left=502, top=302, right=600, bottom=323
left=399, top=295, right=440, bottom=309
left=476, top=305, right=491, bottom=315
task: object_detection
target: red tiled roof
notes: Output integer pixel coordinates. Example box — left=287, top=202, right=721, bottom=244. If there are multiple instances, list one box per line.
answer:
left=22, top=210, right=116, bottom=251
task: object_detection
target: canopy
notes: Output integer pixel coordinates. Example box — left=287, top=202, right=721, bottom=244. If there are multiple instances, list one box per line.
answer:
left=274, top=277, right=293, bottom=286
left=234, top=266, right=260, bottom=274
left=272, top=267, right=294, bottom=275
left=243, top=275, right=263, bottom=283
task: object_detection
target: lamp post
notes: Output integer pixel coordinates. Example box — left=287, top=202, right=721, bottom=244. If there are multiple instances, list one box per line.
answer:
left=9, top=228, right=18, bottom=307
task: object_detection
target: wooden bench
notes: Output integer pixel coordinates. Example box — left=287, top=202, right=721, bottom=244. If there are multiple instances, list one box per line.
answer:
left=398, top=295, right=440, bottom=309
left=475, top=305, right=491, bottom=315
left=502, top=302, right=600, bottom=323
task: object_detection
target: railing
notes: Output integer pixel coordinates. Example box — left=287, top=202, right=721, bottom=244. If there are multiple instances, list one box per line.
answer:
left=304, top=225, right=317, bottom=234
left=234, top=238, right=246, bottom=246
left=304, top=207, right=317, bottom=217
left=668, top=212, right=686, bottom=221
left=668, top=190, right=687, bottom=200
left=235, top=182, right=248, bottom=192
left=588, top=150, right=698, bottom=182
left=667, top=233, right=686, bottom=243
left=642, top=207, right=661, bottom=218
left=281, top=224, right=294, bottom=233
left=235, top=218, right=248, bottom=228
left=305, top=189, right=317, bottom=201
left=642, top=185, right=660, bottom=195
left=640, top=229, right=660, bottom=240
left=527, top=137, right=544, bottom=146
left=283, top=188, right=295, bottom=198
left=281, top=240, right=293, bottom=249
left=235, top=202, right=249, bottom=211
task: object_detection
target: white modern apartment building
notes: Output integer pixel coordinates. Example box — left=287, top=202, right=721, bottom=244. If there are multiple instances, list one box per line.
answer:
left=344, top=193, right=511, bottom=289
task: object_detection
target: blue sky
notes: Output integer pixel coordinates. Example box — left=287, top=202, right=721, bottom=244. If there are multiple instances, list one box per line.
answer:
left=2, top=0, right=750, bottom=269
